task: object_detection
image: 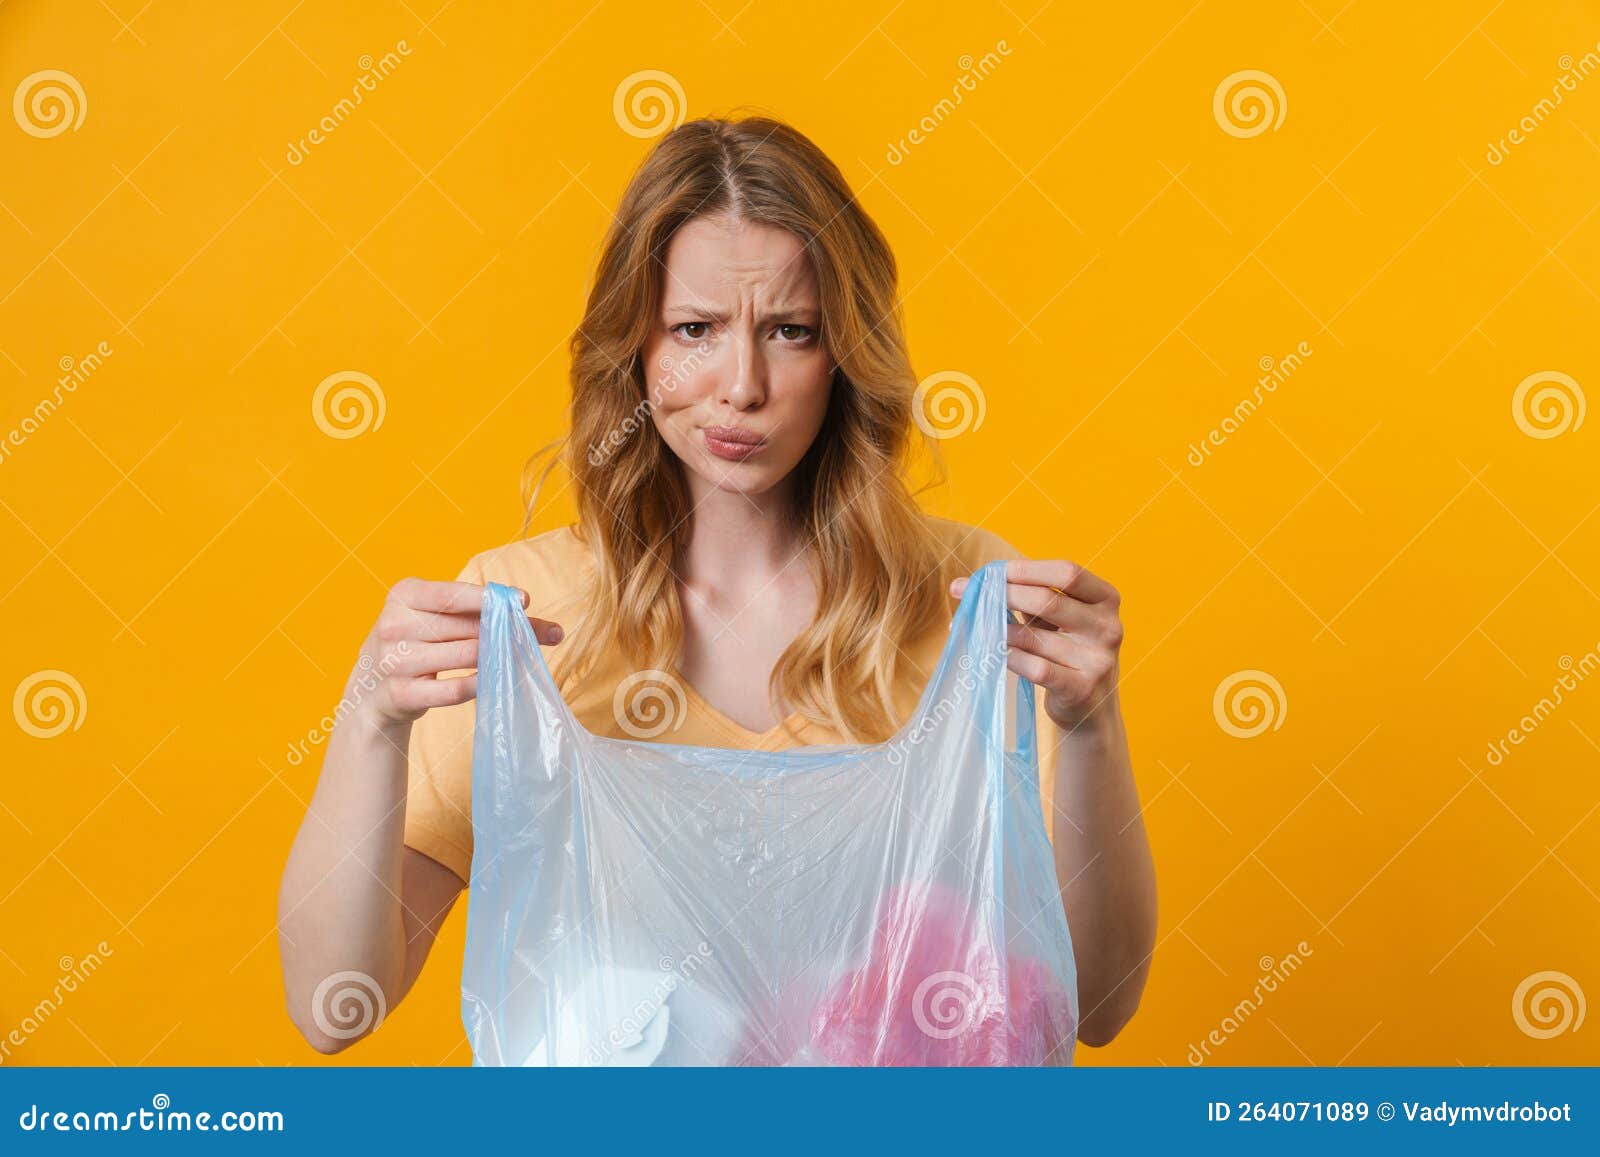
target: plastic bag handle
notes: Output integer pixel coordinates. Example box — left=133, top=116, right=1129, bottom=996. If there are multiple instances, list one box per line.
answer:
left=483, top=562, right=1038, bottom=775
left=963, top=558, right=1039, bottom=772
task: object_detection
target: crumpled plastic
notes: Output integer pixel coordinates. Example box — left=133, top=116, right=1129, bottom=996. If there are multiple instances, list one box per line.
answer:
left=461, top=558, right=1078, bottom=1066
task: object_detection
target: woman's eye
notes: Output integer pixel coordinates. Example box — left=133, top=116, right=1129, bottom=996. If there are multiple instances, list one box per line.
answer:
left=775, top=324, right=813, bottom=342
left=673, top=322, right=710, bottom=340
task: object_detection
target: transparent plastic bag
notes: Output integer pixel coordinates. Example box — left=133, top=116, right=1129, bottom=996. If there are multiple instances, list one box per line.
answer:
left=461, top=558, right=1078, bottom=1066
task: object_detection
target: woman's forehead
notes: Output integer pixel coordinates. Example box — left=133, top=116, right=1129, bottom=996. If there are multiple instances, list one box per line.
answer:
left=659, top=220, right=820, bottom=308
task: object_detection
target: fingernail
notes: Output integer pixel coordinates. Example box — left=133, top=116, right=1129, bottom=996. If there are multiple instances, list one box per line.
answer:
left=551, top=625, right=564, bottom=642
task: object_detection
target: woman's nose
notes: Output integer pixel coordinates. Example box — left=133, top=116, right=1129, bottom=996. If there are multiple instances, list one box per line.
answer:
left=716, top=333, right=767, bottom=408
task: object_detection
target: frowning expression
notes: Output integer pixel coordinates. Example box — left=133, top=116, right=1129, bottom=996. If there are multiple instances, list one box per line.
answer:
left=642, top=213, right=835, bottom=500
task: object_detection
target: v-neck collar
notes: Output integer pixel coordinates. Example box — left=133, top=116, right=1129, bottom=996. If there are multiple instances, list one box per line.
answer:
left=667, top=662, right=814, bottom=750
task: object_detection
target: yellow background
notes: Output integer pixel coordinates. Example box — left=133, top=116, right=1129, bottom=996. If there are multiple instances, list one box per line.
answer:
left=2, top=0, right=1597, bottom=1066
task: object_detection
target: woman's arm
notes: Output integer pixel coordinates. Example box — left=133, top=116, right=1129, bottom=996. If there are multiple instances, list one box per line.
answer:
left=277, top=578, right=562, bottom=1053
left=277, top=707, right=461, bottom=1054
left=952, top=559, right=1157, bottom=1048
left=1049, top=691, right=1156, bottom=1047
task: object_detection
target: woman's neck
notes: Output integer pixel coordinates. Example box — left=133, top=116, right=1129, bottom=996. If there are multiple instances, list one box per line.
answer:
left=678, top=481, right=809, bottom=594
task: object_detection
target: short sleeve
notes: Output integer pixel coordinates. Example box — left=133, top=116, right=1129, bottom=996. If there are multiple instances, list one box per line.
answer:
left=401, top=554, right=485, bottom=884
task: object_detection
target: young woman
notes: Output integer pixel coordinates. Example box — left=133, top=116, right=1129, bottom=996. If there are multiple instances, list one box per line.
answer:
left=277, top=115, right=1157, bottom=1061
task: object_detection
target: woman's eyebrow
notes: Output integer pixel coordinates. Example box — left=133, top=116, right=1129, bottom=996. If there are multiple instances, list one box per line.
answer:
left=662, top=303, right=820, bottom=321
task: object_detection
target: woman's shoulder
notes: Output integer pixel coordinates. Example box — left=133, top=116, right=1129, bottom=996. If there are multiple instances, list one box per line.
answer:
left=921, top=514, right=1028, bottom=579
left=458, top=523, right=596, bottom=617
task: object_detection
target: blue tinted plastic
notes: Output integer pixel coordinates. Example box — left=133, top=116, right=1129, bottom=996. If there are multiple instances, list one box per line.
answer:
left=461, top=557, right=1078, bottom=1065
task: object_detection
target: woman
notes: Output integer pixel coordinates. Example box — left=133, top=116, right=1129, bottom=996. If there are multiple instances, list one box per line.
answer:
left=278, top=114, right=1157, bottom=1061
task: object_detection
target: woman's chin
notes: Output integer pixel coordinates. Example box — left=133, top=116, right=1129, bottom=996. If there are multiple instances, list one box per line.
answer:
left=712, top=473, right=779, bottom=497
left=690, top=461, right=784, bottom=498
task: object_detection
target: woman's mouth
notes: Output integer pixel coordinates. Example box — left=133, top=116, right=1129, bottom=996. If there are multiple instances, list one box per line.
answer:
left=703, top=425, right=766, bottom=461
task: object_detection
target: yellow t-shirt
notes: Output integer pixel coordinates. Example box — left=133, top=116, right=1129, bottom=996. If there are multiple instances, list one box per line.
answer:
left=403, top=515, right=1061, bottom=883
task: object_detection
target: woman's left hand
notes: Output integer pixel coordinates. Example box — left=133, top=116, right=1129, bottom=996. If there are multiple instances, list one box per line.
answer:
left=950, top=559, right=1124, bottom=733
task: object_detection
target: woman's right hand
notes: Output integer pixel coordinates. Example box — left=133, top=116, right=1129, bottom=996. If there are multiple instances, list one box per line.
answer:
left=359, top=578, right=565, bottom=730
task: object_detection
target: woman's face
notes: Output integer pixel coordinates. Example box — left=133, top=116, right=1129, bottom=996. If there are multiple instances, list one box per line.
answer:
left=643, top=213, right=835, bottom=501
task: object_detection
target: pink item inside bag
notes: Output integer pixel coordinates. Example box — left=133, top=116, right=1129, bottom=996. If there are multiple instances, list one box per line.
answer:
left=807, top=880, right=1076, bottom=1066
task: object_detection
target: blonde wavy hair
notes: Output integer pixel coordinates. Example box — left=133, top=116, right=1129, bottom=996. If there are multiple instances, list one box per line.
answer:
left=523, top=113, right=950, bottom=744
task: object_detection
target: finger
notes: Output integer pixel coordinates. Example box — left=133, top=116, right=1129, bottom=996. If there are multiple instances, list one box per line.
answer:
left=1002, top=582, right=1102, bottom=633
left=386, top=602, right=563, bottom=641
left=1004, top=645, right=1055, bottom=689
left=391, top=580, right=562, bottom=638
left=1006, top=622, right=1103, bottom=672
left=401, top=673, right=478, bottom=712
left=392, top=578, right=498, bottom=615
left=1000, top=559, right=1119, bottom=605
left=382, top=609, right=483, bottom=644
left=392, top=638, right=479, bottom=677
left=528, top=617, right=565, bottom=644
left=1005, top=629, right=1114, bottom=703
